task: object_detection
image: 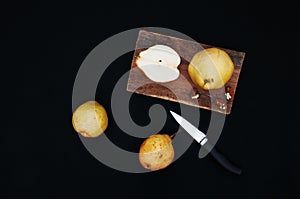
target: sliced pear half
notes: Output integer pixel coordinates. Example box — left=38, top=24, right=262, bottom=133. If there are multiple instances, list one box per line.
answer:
left=136, top=45, right=181, bottom=83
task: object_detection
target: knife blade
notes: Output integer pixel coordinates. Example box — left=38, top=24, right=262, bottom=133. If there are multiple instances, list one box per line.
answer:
left=170, top=110, right=242, bottom=175
left=170, top=111, right=208, bottom=146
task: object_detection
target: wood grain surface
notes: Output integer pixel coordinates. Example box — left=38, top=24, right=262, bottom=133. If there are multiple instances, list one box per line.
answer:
left=127, top=30, right=245, bottom=114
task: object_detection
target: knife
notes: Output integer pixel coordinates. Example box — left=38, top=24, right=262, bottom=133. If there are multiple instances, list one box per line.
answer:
left=170, top=111, right=242, bottom=175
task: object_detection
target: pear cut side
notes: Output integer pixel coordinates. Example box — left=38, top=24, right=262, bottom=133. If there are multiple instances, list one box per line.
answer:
left=136, top=45, right=181, bottom=83
left=138, top=64, right=179, bottom=83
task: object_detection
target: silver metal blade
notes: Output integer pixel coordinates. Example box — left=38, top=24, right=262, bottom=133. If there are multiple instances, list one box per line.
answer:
left=170, top=111, right=208, bottom=145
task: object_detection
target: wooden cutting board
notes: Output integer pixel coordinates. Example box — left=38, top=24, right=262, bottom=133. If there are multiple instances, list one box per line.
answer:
left=127, top=30, right=245, bottom=114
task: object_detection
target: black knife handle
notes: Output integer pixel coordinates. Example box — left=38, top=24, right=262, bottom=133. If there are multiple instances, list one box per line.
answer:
left=203, top=143, right=242, bottom=175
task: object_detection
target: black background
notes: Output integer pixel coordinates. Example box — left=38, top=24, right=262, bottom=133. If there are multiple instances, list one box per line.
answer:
left=1, top=0, right=298, bottom=198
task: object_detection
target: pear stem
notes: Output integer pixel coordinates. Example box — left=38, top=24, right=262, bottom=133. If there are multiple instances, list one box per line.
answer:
left=170, top=129, right=184, bottom=140
left=170, top=133, right=177, bottom=139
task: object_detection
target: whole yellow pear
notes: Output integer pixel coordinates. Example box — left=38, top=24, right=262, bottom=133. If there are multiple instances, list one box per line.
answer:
left=188, top=48, right=234, bottom=90
left=139, top=134, right=174, bottom=171
left=72, top=101, right=108, bottom=138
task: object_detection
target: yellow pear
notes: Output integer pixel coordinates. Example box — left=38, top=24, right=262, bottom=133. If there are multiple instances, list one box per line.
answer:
left=188, top=48, right=234, bottom=90
left=72, top=101, right=108, bottom=138
left=139, top=134, right=174, bottom=171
